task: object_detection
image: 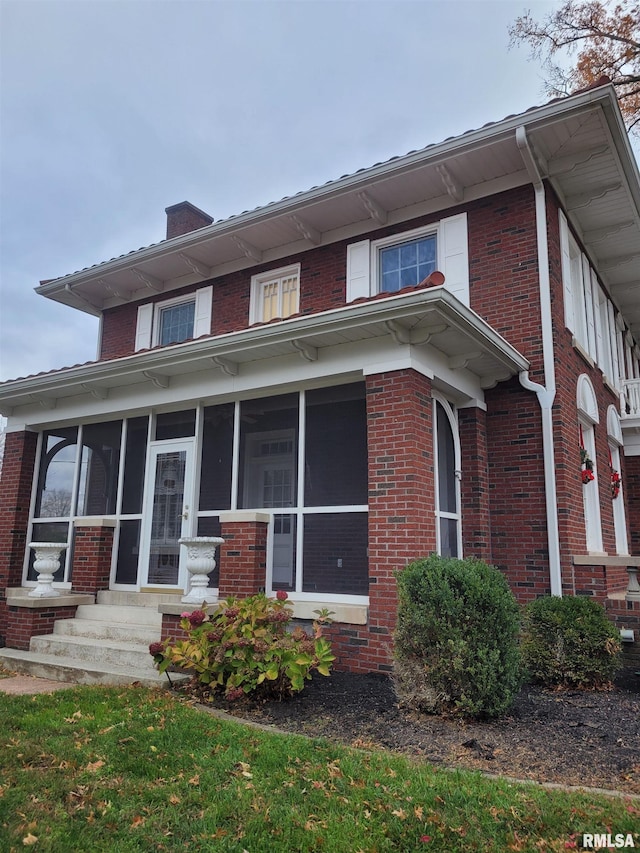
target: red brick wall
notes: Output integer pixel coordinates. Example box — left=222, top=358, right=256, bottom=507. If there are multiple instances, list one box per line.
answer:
left=0, top=430, right=38, bottom=643
left=71, top=525, right=115, bottom=594
left=218, top=520, right=268, bottom=598
left=484, top=379, right=549, bottom=600
left=5, top=605, right=78, bottom=651
left=459, top=406, right=491, bottom=561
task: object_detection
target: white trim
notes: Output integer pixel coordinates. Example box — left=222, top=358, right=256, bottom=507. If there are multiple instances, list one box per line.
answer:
left=249, top=263, right=300, bottom=325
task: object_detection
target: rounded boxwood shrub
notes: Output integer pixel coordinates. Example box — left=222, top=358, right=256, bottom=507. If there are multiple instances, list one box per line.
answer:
left=521, top=595, right=622, bottom=688
left=393, top=555, right=522, bottom=718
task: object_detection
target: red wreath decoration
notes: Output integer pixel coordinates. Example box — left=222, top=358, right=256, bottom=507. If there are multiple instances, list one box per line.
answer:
left=579, top=426, right=594, bottom=485
left=609, top=448, right=621, bottom=499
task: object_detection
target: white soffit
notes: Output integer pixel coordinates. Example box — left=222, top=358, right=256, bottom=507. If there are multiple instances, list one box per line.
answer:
left=0, top=288, right=529, bottom=417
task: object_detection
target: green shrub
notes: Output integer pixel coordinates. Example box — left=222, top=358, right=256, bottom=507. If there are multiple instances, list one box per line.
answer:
left=150, top=592, right=335, bottom=700
left=393, top=555, right=522, bottom=718
left=521, top=595, right=622, bottom=688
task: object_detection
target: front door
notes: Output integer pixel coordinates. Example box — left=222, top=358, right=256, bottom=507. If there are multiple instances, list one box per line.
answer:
left=139, top=439, right=195, bottom=589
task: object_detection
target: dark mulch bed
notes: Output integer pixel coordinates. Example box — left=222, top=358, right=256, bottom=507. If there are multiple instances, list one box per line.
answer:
left=184, top=668, right=640, bottom=795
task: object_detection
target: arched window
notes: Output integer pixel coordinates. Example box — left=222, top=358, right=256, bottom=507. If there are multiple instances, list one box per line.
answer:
left=577, top=375, right=603, bottom=554
left=607, top=405, right=628, bottom=555
left=434, top=397, right=461, bottom=558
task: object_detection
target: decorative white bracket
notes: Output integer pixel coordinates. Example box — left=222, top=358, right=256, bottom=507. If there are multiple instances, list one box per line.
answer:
left=547, top=145, right=608, bottom=177
left=212, top=355, right=239, bottom=376
left=385, top=320, right=448, bottom=346
left=291, top=339, right=318, bottom=362
left=99, top=278, right=132, bottom=302
left=357, top=191, right=387, bottom=225
left=81, top=383, right=109, bottom=400
left=233, top=236, right=262, bottom=262
left=566, top=183, right=621, bottom=211
left=436, top=164, right=463, bottom=202
left=179, top=252, right=211, bottom=279
left=448, top=351, right=482, bottom=370
left=289, top=214, right=321, bottom=245
left=143, top=370, right=170, bottom=388
left=133, top=268, right=163, bottom=292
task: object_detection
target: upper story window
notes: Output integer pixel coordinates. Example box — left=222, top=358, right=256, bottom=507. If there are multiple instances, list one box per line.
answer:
left=135, top=285, right=212, bottom=351
left=379, top=233, right=437, bottom=293
left=250, top=264, right=300, bottom=324
left=158, top=300, right=196, bottom=346
left=559, top=210, right=636, bottom=389
left=346, top=212, right=468, bottom=306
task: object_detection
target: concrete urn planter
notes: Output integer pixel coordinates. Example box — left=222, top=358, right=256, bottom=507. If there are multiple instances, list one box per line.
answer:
left=27, top=542, right=67, bottom=597
left=179, top=536, right=224, bottom=604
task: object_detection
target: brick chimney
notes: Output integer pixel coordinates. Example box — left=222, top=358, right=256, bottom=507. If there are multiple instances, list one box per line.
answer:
left=165, top=201, right=214, bottom=240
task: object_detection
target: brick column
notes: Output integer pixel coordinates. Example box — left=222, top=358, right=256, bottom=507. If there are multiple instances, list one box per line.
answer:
left=459, top=406, right=491, bottom=561
left=0, top=429, right=38, bottom=644
left=332, top=368, right=436, bottom=672
left=4, top=590, right=93, bottom=650
left=218, top=512, right=269, bottom=598
left=71, top=518, right=116, bottom=594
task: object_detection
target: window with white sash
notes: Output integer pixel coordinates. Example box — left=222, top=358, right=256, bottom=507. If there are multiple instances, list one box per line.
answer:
left=249, top=264, right=300, bottom=324
left=346, top=212, right=469, bottom=306
left=134, top=285, right=213, bottom=351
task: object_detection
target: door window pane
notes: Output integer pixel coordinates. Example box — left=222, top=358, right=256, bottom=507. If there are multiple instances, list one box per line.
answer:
left=148, top=450, right=186, bottom=584
left=272, top=513, right=296, bottom=591
left=302, top=513, right=368, bottom=595
left=77, top=421, right=122, bottom=516
left=199, top=403, right=234, bottom=510
left=305, top=384, right=367, bottom=506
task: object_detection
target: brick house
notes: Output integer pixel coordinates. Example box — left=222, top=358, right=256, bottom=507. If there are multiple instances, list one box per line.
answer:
left=1, top=81, right=639, bottom=677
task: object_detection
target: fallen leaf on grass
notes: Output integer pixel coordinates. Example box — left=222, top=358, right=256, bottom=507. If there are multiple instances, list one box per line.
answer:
left=130, top=815, right=145, bottom=828
left=85, top=760, right=105, bottom=773
left=22, top=834, right=38, bottom=846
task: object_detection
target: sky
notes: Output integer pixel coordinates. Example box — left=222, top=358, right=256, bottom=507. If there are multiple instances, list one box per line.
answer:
left=0, top=0, right=617, bottom=390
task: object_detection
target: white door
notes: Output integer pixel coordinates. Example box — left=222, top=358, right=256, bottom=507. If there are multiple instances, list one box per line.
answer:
left=139, top=439, right=195, bottom=589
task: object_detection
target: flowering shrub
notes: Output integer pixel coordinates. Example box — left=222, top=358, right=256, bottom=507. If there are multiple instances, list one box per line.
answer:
left=150, top=592, right=335, bottom=700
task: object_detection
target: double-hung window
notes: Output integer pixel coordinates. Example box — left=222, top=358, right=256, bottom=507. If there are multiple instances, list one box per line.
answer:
left=346, top=212, right=469, bottom=305
left=250, top=264, right=300, bottom=324
left=135, top=285, right=213, bottom=351
left=379, top=233, right=437, bottom=293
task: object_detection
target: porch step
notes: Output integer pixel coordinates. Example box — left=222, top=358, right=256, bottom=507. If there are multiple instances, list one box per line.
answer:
left=0, top=647, right=183, bottom=689
left=97, top=590, right=186, bottom=607
left=74, top=603, right=162, bottom=627
left=53, top=618, right=159, bottom=644
left=30, top=633, right=157, bottom=670
left=0, top=596, right=182, bottom=688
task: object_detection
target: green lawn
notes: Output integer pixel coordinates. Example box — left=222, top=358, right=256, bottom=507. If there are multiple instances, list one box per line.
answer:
left=0, top=685, right=636, bottom=852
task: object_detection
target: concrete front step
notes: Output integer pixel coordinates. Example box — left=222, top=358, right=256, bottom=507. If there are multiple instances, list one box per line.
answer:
left=0, top=647, right=186, bottom=688
left=98, top=590, right=185, bottom=607
left=74, top=603, right=162, bottom=627
left=30, top=633, right=158, bottom=670
left=53, top=618, right=159, bottom=644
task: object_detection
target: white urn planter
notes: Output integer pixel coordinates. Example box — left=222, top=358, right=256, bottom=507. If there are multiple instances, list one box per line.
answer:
left=179, top=536, right=224, bottom=604
left=28, top=542, right=67, bottom=597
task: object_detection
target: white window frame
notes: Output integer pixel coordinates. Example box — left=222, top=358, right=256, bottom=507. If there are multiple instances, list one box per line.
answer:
left=346, top=212, right=469, bottom=305
left=607, top=406, right=628, bottom=556
left=577, top=374, right=603, bottom=555
left=153, top=294, right=197, bottom=347
left=433, top=395, right=462, bottom=559
left=249, top=263, right=300, bottom=325
left=371, top=223, right=438, bottom=296
left=135, top=285, right=212, bottom=351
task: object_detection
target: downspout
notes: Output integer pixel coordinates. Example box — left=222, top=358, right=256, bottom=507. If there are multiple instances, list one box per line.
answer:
left=515, top=125, right=563, bottom=596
